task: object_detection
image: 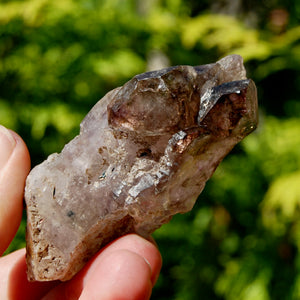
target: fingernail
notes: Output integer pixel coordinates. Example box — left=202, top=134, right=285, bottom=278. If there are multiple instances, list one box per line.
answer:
left=0, top=125, right=16, bottom=170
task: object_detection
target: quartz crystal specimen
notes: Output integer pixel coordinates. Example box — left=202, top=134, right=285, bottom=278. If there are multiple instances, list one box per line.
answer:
left=25, top=55, right=258, bottom=281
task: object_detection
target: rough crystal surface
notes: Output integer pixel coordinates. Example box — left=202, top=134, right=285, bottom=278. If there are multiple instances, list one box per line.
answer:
left=25, top=55, right=258, bottom=281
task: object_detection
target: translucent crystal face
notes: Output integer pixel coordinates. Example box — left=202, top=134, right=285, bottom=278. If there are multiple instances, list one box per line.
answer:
left=25, top=55, right=258, bottom=282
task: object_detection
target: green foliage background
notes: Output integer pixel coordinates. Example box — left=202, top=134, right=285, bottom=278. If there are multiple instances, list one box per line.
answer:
left=1, top=0, right=300, bottom=299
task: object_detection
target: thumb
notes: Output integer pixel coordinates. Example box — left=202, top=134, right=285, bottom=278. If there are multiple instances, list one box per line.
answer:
left=0, top=125, right=31, bottom=255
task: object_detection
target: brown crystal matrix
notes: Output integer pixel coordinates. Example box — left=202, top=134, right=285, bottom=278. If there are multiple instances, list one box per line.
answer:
left=25, top=55, right=258, bottom=281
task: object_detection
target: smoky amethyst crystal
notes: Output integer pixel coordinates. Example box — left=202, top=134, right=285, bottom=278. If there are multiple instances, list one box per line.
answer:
left=25, top=55, right=258, bottom=281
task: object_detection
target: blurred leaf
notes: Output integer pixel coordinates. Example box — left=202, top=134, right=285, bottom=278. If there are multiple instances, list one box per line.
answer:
left=262, top=171, right=300, bottom=233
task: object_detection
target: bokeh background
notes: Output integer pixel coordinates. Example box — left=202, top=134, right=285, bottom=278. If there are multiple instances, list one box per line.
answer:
left=1, top=0, right=300, bottom=299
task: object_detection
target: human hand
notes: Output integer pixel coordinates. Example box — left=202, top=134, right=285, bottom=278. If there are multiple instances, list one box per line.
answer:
left=0, top=125, right=162, bottom=300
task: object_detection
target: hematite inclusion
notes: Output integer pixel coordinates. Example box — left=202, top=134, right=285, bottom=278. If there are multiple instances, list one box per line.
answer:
left=25, top=55, right=258, bottom=281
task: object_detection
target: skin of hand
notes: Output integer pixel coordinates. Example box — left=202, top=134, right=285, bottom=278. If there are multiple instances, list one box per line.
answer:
left=0, top=125, right=162, bottom=300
